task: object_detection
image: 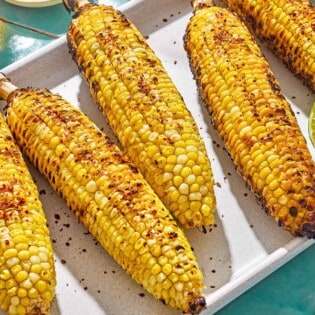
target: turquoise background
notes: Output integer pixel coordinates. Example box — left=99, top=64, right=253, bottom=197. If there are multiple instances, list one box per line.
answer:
left=1, top=0, right=315, bottom=313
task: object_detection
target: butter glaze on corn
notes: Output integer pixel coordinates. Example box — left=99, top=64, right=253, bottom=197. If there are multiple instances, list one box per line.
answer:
left=66, top=2, right=216, bottom=228
left=221, top=0, right=315, bottom=92
left=4, top=86, right=206, bottom=314
left=184, top=1, right=315, bottom=237
left=0, top=111, right=55, bottom=315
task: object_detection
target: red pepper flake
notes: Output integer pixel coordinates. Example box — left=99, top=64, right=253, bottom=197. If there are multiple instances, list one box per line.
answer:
left=139, top=293, right=145, bottom=297
left=198, top=226, right=207, bottom=234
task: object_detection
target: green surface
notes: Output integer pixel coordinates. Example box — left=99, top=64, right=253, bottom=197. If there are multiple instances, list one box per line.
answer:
left=217, top=245, right=315, bottom=315
left=0, top=0, right=128, bottom=69
left=0, top=21, right=54, bottom=68
left=1, top=1, right=71, bottom=35
left=1, top=0, right=315, bottom=313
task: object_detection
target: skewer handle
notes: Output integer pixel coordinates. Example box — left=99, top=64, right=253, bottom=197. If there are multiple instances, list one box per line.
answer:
left=0, top=73, right=17, bottom=101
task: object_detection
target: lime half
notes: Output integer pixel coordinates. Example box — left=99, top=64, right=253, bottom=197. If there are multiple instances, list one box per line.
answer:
left=308, top=101, right=315, bottom=147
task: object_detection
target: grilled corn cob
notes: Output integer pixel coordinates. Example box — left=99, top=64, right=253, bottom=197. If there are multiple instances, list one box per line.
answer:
left=0, top=74, right=206, bottom=314
left=221, top=0, right=315, bottom=92
left=184, top=0, right=315, bottom=237
left=65, top=0, right=216, bottom=228
left=0, top=88, right=55, bottom=314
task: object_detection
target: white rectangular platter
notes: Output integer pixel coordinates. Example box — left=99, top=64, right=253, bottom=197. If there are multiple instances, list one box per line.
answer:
left=1, top=0, right=315, bottom=314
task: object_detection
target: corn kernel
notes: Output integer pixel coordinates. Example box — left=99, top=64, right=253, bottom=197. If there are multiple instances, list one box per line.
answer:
left=157, top=272, right=166, bottom=283
left=16, top=270, right=28, bottom=283
left=162, top=264, right=173, bottom=276
left=20, top=279, right=32, bottom=290
left=18, top=250, right=30, bottom=261
left=179, top=183, right=189, bottom=195
left=177, top=154, right=188, bottom=165
left=10, top=296, right=19, bottom=306
left=35, top=280, right=47, bottom=292
left=0, top=269, right=12, bottom=281
left=28, top=288, right=39, bottom=299
left=151, top=264, right=161, bottom=275
left=86, top=180, right=97, bottom=193
left=16, top=305, right=26, bottom=315
left=4, top=248, right=18, bottom=260
left=189, top=192, right=202, bottom=201
left=18, top=288, right=28, bottom=298
left=6, top=257, right=19, bottom=268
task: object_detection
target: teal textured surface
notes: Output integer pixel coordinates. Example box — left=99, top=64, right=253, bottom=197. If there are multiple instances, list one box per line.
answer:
left=217, top=245, right=315, bottom=315
left=1, top=0, right=315, bottom=313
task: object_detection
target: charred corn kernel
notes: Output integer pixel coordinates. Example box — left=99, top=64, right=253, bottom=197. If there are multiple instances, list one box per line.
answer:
left=185, top=1, right=315, bottom=237
left=221, top=0, right=315, bottom=91
left=66, top=1, right=216, bottom=228
left=2, top=84, right=206, bottom=314
left=0, top=109, right=56, bottom=315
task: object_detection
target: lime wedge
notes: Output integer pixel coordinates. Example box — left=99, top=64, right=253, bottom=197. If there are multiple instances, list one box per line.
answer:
left=308, top=101, right=315, bottom=147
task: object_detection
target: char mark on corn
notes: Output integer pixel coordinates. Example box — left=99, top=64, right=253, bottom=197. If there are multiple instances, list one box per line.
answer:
left=0, top=105, right=55, bottom=314
left=65, top=1, right=217, bottom=228
left=184, top=3, right=315, bottom=237
left=4, top=86, right=206, bottom=313
left=221, top=0, right=315, bottom=92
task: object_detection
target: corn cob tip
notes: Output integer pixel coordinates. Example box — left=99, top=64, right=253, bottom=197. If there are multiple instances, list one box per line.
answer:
left=28, top=298, right=50, bottom=315
left=191, top=0, right=214, bottom=11
left=63, top=0, right=91, bottom=13
left=0, top=72, right=17, bottom=100
left=188, top=296, right=206, bottom=314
